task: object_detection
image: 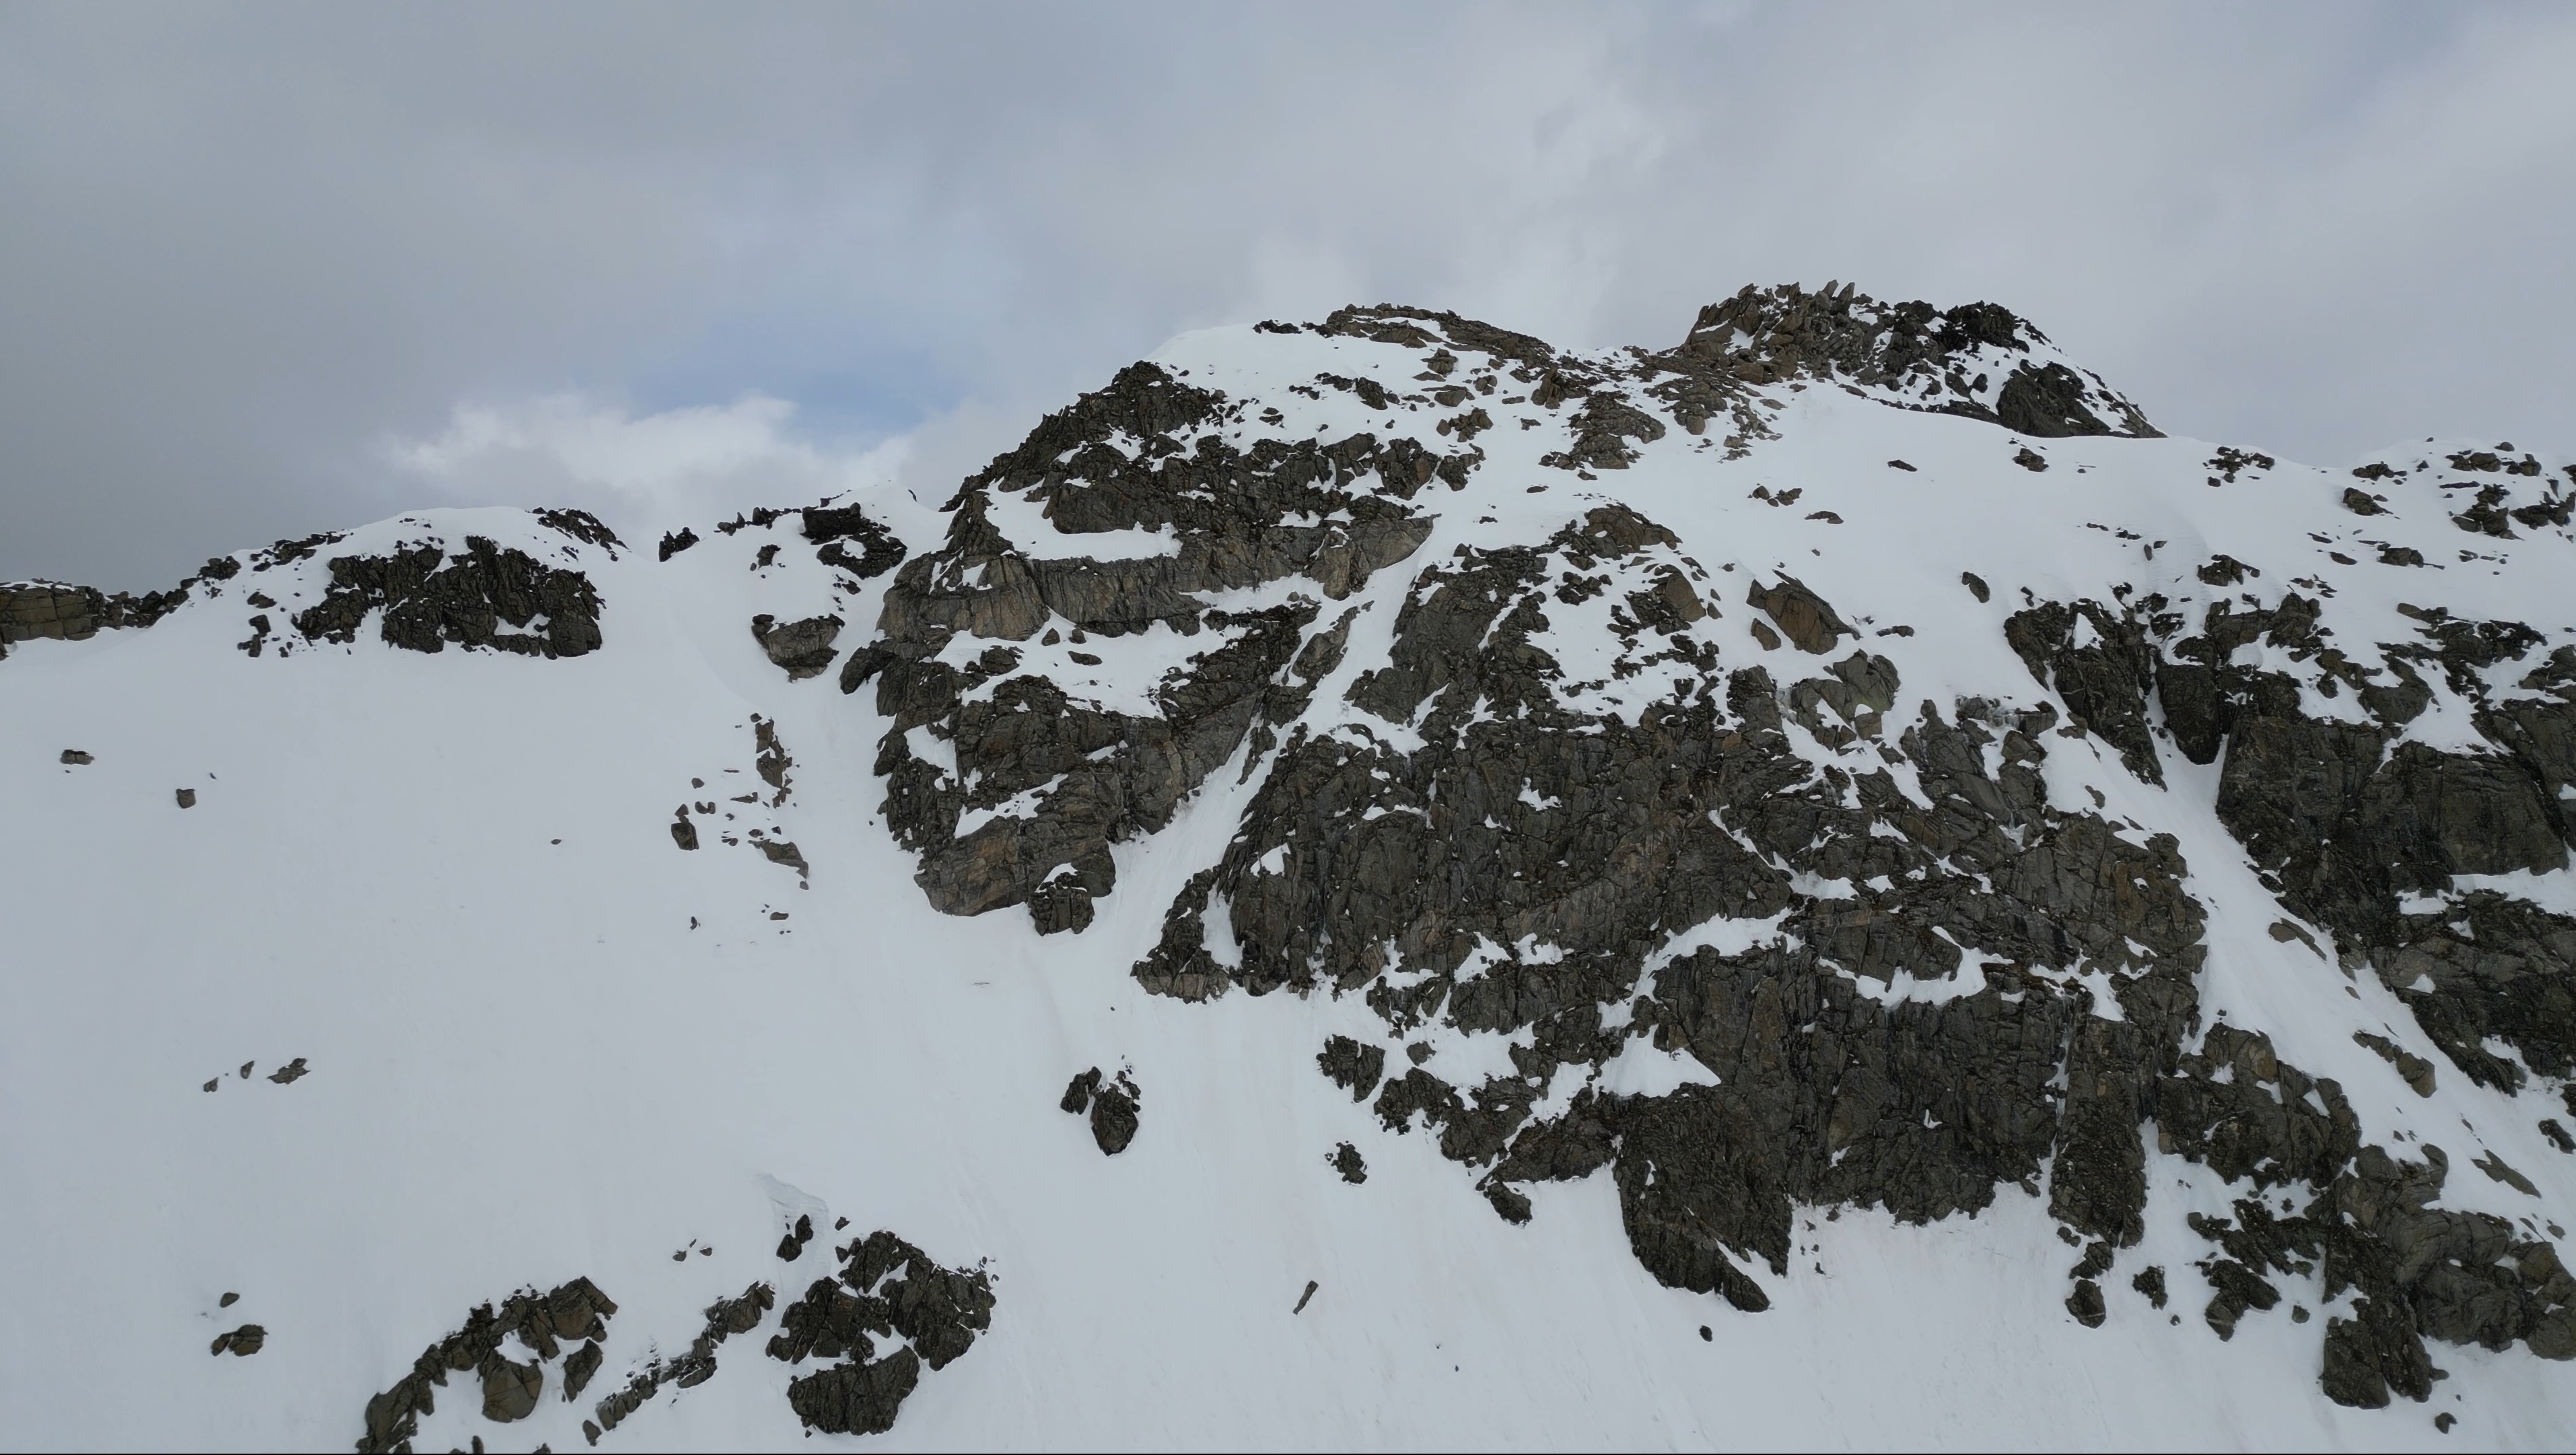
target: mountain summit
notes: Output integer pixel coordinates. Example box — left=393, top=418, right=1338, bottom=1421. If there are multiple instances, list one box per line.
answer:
left=7, top=285, right=2575, bottom=1450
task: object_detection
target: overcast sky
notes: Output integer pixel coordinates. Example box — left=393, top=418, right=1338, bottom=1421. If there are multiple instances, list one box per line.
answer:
left=5, top=1, right=2571, bottom=589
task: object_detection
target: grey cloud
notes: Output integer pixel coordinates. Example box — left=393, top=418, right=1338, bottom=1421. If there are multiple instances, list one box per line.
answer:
left=4, top=1, right=2570, bottom=588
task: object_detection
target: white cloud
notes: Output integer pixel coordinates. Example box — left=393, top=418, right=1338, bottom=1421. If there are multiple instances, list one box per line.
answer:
left=384, top=394, right=908, bottom=535
left=7, top=4, right=2575, bottom=586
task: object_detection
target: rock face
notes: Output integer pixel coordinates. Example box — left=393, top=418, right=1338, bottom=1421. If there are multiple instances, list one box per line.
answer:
left=851, top=357, right=1448, bottom=930
left=1995, top=575, right=2576, bottom=1110
left=846, top=294, right=2576, bottom=1413
left=1134, top=541, right=2209, bottom=1304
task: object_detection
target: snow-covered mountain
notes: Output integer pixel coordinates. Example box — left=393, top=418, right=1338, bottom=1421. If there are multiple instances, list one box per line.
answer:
left=7, top=281, right=2576, bottom=1450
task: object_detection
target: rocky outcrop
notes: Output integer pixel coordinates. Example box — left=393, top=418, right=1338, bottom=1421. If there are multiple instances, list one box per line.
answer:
left=209, top=1324, right=266, bottom=1356
left=1061, top=1066, right=1142, bottom=1154
left=590, top=1281, right=775, bottom=1435
left=355, top=1277, right=617, bottom=1453
left=776, top=1213, right=817, bottom=1262
left=753, top=613, right=845, bottom=680
left=768, top=1231, right=995, bottom=1436
left=1661, top=282, right=2160, bottom=439
left=1746, top=574, right=1852, bottom=655
left=0, top=579, right=189, bottom=658
left=295, top=535, right=604, bottom=658
left=800, top=502, right=909, bottom=581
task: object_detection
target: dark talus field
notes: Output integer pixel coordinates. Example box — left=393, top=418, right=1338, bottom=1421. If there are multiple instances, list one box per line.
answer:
left=7, top=283, right=2575, bottom=1449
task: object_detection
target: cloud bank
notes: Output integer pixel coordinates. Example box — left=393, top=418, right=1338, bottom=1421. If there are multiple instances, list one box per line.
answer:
left=385, top=396, right=907, bottom=537
left=3, top=2, right=2571, bottom=587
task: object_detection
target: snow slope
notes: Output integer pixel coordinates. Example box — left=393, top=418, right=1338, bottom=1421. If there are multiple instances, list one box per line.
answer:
left=5, top=285, right=2575, bottom=1451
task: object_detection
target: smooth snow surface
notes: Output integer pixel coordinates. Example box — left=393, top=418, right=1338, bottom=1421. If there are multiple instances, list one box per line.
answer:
left=6, top=314, right=2576, bottom=1452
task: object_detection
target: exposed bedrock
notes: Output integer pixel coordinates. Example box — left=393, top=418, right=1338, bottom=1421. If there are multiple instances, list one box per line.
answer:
left=848, top=302, right=2576, bottom=1409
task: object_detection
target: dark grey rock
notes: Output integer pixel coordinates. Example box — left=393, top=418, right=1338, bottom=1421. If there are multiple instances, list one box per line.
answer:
left=1318, top=1037, right=1387, bottom=1100
left=2355, top=1031, right=2438, bottom=1096
left=1659, top=283, right=2158, bottom=438
left=1747, top=574, right=1850, bottom=654
left=754, top=836, right=808, bottom=879
left=1088, top=1079, right=1142, bottom=1155
left=3, top=578, right=190, bottom=657
left=2066, top=1279, right=2107, bottom=1328
left=479, top=1352, right=542, bottom=1421
left=2206, top=447, right=2276, bottom=483
left=210, top=1324, right=266, bottom=1356
left=771, top=1229, right=992, bottom=1435
left=1059, top=1066, right=1141, bottom=1154
left=2005, top=599, right=2162, bottom=782
left=1059, top=1067, right=1102, bottom=1114
left=293, top=535, right=603, bottom=658
left=751, top=613, right=845, bottom=681
left=801, top=502, right=909, bottom=580
left=786, top=1348, right=919, bottom=1435
left=355, top=1277, right=620, bottom=1452
left=563, top=1340, right=602, bottom=1401
left=777, top=1213, right=816, bottom=1262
